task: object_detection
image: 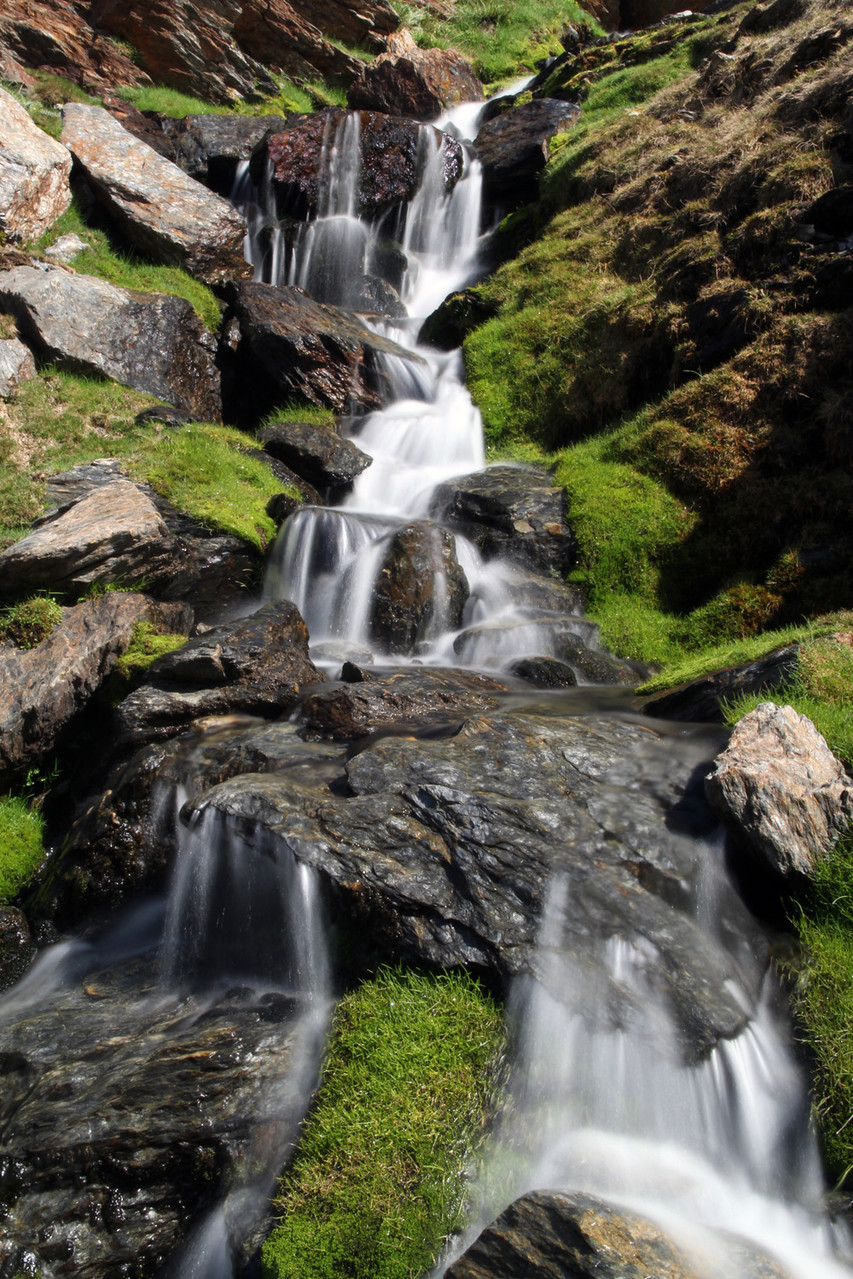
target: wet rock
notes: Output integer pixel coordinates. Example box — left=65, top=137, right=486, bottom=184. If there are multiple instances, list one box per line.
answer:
left=0, top=970, right=315, bottom=1278
left=297, top=667, right=508, bottom=740
left=0, top=85, right=72, bottom=243
left=261, top=109, right=464, bottom=220
left=418, top=287, right=500, bottom=350
left=369, top=521, right=469, bottom=655
left=0, top=0, right=148, bottom=98
left=705, top=702, right=853, bottom=879
left=474, top=98, right=581, bottom=204
left=0, top=265, right=222, bottom=419
left=154, top=112, right=294, bottom=186
left=431, top=464, right=577, bottom=577
left=197, top=708, right=754, bottom=1055
left=348, top=27, right=484, bottom=119
left=61, top=104, right=250, bottom=287
left=115, top=600, right=325, bottom=746
left=0, top=337, right=35, bottom=398
left=0, top=907, right=34, bottom=990
left=258, top=419, right=372, bottom=496
left=508, top=655, right=579, bottom=688
left=642, top=645, right=800, bottom=721
left=227, top=281, right=421, bottom=414
left=444, top=1190, right=787, bottom=1279
left=0, top=594, right=192, bottom=790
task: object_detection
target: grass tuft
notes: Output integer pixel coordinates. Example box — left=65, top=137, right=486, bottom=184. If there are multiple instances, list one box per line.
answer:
left=0, top=595, right=63, bottom=649
left=0, top=796, right=45, bottom=904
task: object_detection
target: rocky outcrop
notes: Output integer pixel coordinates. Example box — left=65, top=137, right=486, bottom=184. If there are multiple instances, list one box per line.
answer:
left=152, top=112, right=293, bottom=186
left=369, top=521, right=469, bottom=654
left=445, top=1190, right=786, bottom=1279
left=260, top=109, right=463, bottom=220
left=115, top=600, right=325, bottom=746
left=431, top=464, right=577, bottom=578
left=0, top=336, right=35, bottom=398
left=0, top=593, right=192, bottom=789
left=0, top=0, right=148, bottom=96
left=0, top=265, right=222, bottom=418
left=348, top=28, right=484, bottom=119
left=0, top=85, right=71, bottom=243
left=643, top=645, right=800, bottom=722
left=258, top=418, right=372, bottom=496
left=227, top=281, right=421, bottom=414
left=61, top=105, right=250, bottom=287
left=705, top=702, right=853, bottom=878
left=474, top=98, right=581, bottom=204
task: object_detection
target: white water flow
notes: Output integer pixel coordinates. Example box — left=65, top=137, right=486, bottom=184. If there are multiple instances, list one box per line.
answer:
left=254, top=103, right=587, bottom=670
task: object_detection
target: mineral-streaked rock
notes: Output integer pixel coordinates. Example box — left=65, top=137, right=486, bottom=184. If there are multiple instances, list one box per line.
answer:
left=0, top=336, right=35, bottom=398
left=348, top=27, right=484, bottom=119
left=705, top=701, right=853, bottom=877
left=0, top=85, right=71, bottom=243
left=61, top=104, right=250, bottom=286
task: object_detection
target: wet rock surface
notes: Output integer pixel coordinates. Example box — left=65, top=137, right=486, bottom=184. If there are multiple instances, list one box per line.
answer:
left=0, top=594, right=192, bottom=791
left=196, top=705, right=755, bottom=1056
left=705, top=701, right=853, bottom=878
left=61, top=104, right=250, bottom=287
left=431, top=464, right=577, bottom=577
left=347, top=28, right=484, bottom=119
left=474, top=99, right=581, bottom=204
left=258, top=418, right=372, bottom=496
left=0, top=265, right=222, bottom=418
left=369, top=521, right=469, bottom=655
left=0, top=85, right=72, bottom=244
left=152, top=112, right=293, bottom=185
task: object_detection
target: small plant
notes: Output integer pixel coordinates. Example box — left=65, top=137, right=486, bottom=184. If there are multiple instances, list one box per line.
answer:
left=106, top=620, right=188, bottom=703
left=0, top=794, right=45, bottom=904
left=0, top=595, right=63, bottom=649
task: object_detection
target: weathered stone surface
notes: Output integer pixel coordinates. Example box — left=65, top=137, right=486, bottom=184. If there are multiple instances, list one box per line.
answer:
left=233, top=0, right=362, bottom=83
left=0, top=265, right=222, bottom=418
left=0, top=0, right=148, bottom=96
left=643, top=645, right=800, bottom=722
left=115, top=600, right=325, bottom=746
left=348, top=27, right=484, bottom=119
left=705, top=702, right=853, bottom=878
left=258, top=419, right=372, bottom=495
left=445, top=1190, right=787, bottom=1279
left=0, top=594, right=192, bottom=789
left=0, top=85, right=71, bottom=243
left=369, top=521, right=469, bottom=654
left=261, top=109, right=463, bottom=220
left=474, top=98, right=581, bottom=203
left=61, top=104, right=250, bottom=287
left=228, top=281, right=421, bottom=414
left=0, top=968, right=315, bottom=1278
left=196, top=708, right=754, bottom=1054
left=508, top=655, right=579, bottom=688
left=431, top=464, right=577, bottom=577
left=0, top=336, right=35, bottom=398
left=42, top=231, right=89, bottom=264
left=0, top=906, right=34, bottom=990
left=154, top=112, right=293, bottom=185
left=287, top=0, right=399, bottom=52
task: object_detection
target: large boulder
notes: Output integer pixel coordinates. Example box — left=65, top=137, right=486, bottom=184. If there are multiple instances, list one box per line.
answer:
left=0, top=85, right=72, bottom=243
left=0, top=265, right=222, bottom=418
left=257, top=418, right=372, bottom=496
left=115, top=600, right=325, bottom=746
left=0, top=0, right=148, bottom=97
left=259, top=109, right=463, bottom=220
left=430, top=464, right=577, bottom=578
left=348, top=28, right=484, bottom=119
left=705, top=702, right=853, bottom=878
left=368, top=521, right=469, bottom=654
left=60, top=104, right=250, bottom=287
left=0, top=593, right=192, bottom=790
left=227, top=281, right=421, bottom=414
left=474, top=98, right=581, bottom=205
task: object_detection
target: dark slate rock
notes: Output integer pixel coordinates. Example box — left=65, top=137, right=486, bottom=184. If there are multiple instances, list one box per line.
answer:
left=507, top=655, right=579, bottom=687
left=368, top=521, right=469, bottom=655
left=0, top=906, right=35, bottom=990
left=347, top=30, right=484, bottom=120
left=257, top=419, right=372, bottom=495
left=430, top=464, right=577, bottom=577
left=154, top=112, right=294, bottom=186
left=642, top=645, right=800, bottom=721
left=474, top=98, right=581, bottom=203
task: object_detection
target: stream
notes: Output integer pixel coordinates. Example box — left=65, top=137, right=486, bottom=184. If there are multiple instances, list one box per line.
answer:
left=1, top=90, right=852, bottom=1279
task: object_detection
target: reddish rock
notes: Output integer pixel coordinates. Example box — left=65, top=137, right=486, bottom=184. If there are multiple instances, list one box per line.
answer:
left=0, top=86, right=72, bottom=243
left=286, top=0, right=399, bottom=52
left=0, top=0, right=148, bottom=95
left=348, top=27, right=484, bottom=119
left=234, top=0, right=362, bottom=84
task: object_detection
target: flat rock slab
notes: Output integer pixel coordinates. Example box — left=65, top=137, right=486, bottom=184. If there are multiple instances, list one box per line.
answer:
left=154, top=111, right=295, bottom=184
left=0, top=265, right=222, bottom=418
left=61, top=103, right=251, bottom=286
left=705, top=701, right=853, bottom=877
left=643, top=645, right=800, bottom=722
left=0, top=84, right=72, bottom=243
left=258, top=418, right=372, bottom=494
left=0, top=593, right=192, bottom=789
left=430, top=464, right=577, bottom=577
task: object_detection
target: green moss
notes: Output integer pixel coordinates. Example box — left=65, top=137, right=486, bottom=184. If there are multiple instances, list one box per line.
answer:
left=32, top=201, right=222, bottom=331
left=0, top=796, right=45, bottom=904
left=262, top=401, right=339, bottom=430
left=0, top=595, right=63, bottom=647
left=106, top=620, right=189, bottom=703
left=262, top=967, right=505, bottom=1279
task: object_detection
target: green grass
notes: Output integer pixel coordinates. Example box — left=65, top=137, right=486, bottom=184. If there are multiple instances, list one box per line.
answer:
left=105, top=620, right=188, bottom=703
left=2, top=370, right=287, bottom=553
left=262, top=967, right=505, bottom=1279
left=0, top=796, right=45, bottom=904
left=394, top=0, right=601, bottom=89
left=261, top=402, right=339, bottom=430
left=0, top=595, right=63, bottom=647
left=31, top=202, right=222, bottom=331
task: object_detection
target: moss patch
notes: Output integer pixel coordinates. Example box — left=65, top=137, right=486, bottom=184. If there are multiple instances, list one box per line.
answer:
left=0, top=796, right=45, bottom=904
left=0, top=595, right=63, bottom=647
left=263, top=967, right=505, bottom=1279
left=105, top=620, right=189, bottom=703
